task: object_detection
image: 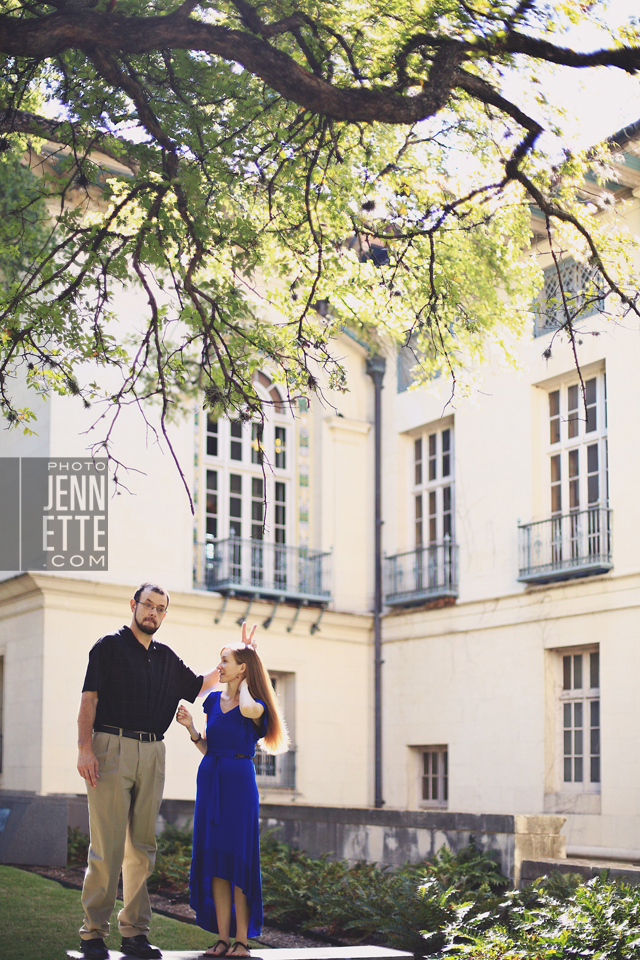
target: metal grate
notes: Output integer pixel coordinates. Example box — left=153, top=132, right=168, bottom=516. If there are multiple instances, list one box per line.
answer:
left=254, top=748, right=296, bottom=789
left=518, top=508, right=612, bottom=583
left=194, top=539, right=331, bottom=604
left=535, top=259, right=605, bottom=337
left=384, top=541, right=458, bottom=606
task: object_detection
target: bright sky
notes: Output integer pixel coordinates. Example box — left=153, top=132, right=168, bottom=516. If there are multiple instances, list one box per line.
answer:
left=505, top=0, right=640, bottom=151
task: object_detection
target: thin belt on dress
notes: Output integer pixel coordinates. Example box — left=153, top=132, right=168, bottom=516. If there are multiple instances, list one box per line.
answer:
left=203, top=748, right=253, bottom=823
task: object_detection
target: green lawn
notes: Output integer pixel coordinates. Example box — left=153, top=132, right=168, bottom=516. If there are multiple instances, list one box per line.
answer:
left=0, top=866, right=262, bottom=960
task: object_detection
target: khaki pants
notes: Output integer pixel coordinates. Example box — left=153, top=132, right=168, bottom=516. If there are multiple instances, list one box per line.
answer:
left=80, top=732, right=166, bottom=940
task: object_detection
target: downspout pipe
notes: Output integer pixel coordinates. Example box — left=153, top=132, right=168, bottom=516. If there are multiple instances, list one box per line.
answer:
left=366, top=353, right=386, bottom=809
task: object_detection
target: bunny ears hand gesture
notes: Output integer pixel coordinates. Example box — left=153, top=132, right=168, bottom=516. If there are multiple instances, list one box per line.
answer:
left=240, top=621, right=258, bottom=651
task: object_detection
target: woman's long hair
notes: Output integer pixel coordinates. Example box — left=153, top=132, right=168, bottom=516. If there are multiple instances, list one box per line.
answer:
left=225, top=644, right=290, bottom=755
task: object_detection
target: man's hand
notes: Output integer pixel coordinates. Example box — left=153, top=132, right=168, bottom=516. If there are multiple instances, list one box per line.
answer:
left=78, top=748, right=99, bottom=788
left=199, top=664, right=221, bottom=694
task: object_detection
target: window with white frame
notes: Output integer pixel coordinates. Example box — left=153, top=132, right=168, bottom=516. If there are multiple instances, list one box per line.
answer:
left=558, top=646, right=600, bottom=793
left=254, top=673, right=295, bottom=790
left=413, top=425, right=453, bottom=549
left=205, top=468, right=218, bottom=541
left=206, top=417, right=218, bottom=457
left=202, top=396, right=293, bottom=550
left=415, top=745, right=448, bottom=807
left=547, top=373, right=608, bottom=524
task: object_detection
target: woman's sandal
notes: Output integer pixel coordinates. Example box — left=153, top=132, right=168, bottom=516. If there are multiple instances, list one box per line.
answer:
left=227, top=943, right=250, bottom=958
left=201, top=940, right=229, bottom=957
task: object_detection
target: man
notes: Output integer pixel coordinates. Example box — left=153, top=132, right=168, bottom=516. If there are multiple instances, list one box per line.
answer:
left=77, top=582, right=220, bottom=960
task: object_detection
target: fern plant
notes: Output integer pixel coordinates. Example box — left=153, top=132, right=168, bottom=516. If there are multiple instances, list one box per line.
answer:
left=441, top=874, right=640, bottom=959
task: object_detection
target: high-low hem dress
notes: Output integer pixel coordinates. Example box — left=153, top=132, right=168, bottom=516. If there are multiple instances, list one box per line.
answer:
left=190, top=691, right=267, bottom=939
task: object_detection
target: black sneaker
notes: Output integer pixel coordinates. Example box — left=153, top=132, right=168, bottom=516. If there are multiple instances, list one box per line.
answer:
left=80, top=939, right=109, bottom=960
left=120, top=935, right=162, bottom=959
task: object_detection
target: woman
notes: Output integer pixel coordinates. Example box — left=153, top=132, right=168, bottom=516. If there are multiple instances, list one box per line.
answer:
left=176, top=624, right=289, bottom=958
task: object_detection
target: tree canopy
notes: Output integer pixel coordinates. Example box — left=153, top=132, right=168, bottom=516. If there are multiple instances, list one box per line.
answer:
left=1, top=0, right=640, bottom=471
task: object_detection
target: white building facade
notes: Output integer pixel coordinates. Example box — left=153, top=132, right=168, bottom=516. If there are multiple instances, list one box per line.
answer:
left=2, top=129, right=640, bottom=867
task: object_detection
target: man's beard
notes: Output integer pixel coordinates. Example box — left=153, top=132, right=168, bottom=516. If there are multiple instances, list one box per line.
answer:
left=136, top=613, right=160, bottom=635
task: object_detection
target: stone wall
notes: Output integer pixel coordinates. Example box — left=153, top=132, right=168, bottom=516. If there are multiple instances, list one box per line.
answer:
left=0, top=791, right=566, bottom=883
left=160, top=800, right=566, bottom=885
left=0, top=790, right=68, bottom=866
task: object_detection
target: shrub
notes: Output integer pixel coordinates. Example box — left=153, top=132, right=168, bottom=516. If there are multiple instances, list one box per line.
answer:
left=148, top=823, right=193, bottom=895
left=517, top=870, right=584, bottom=908
left=439, top=873, right=640, bottom=959
left=368, top=841, right=509, bottom=954
left=67, top=826, right=90, bottom=868
left=69, top=822, right=640, bottom=960
left=423, top=841, right=510, bottom=898
left=260, top=834, right=510, bottom=952
left=260, top=833, right=381, bottom=932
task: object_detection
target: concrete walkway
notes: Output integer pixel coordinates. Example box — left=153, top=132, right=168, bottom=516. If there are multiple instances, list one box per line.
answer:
left=68, top=948, right=414, bottom=960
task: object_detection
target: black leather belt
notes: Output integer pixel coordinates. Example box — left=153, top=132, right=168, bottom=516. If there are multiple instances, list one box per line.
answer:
left=94, top=724, right=163, bottom=742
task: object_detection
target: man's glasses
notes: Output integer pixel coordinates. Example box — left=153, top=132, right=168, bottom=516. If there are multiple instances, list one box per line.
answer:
left=136, top=600, right=166, bottom=615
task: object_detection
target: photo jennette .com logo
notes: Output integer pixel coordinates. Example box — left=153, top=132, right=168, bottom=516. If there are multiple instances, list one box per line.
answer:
left=0, top=458, right=109, bottom=572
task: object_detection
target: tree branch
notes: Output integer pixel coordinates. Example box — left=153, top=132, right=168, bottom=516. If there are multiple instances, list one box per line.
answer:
left=0, top=7, right=629, bottom=127
left=0, top=106, right=138, bottom=171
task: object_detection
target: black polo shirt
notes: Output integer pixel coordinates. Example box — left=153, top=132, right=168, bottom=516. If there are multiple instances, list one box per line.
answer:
left=83, top=625, right=203, bottom=737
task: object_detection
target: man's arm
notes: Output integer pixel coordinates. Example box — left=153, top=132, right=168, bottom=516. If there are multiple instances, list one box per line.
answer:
left=77, top=691, right=99, bottom=788
left=198, top=667, right=220, bottom=696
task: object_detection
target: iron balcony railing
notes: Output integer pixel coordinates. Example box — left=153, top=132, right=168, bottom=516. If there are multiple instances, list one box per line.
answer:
left=254, top=748, right=296, bottom=790
left=384, top=541, right=458, bottom=607
left=518, top=507, right=612, bottom=584
left=194, top=538, right=331, bottom=604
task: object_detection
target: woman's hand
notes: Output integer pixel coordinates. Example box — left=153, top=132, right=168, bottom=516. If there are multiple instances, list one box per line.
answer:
left=177, top=704, right=207, bottom=754
left=238, top=677, right=265, bottom=720
left=241, top=621, right=257, bottom=650
left=176, top=705, right=193, bottom=728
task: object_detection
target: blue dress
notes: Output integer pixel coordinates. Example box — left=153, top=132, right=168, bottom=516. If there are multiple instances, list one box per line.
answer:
left=190, top=691, right=267, bottom=939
